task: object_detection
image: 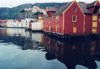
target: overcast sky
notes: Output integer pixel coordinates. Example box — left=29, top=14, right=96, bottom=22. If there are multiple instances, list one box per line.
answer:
left=0, top=0, right=98, bottom=8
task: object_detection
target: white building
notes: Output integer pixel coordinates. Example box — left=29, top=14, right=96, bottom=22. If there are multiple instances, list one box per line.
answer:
left=10, top=19, right=15, bottom=27
left=32, top=6, right=47, bottom=15
left=18, top=21, right=21, bottom=28
left=20, top=20, right=25, bottom=28
left=24, top=18, right=35, bottom=29
left=13, top=20, right=18, bottom=27
left=31, top=21, right=42, bottom=31
left=7, top=20, right=10, bottom=27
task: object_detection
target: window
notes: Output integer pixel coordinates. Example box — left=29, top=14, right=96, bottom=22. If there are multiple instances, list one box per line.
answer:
left=92, top=15, right=97, bottom=20
left=58, top=24, right=60, bottom=28
left=52, top=24, right=54, bottom=28
left=72, top=16, right=77, bottom=22
left=47, top=18, right=48, bottom=22
left=49, top=26, right=51, bottom=31
left=56, top=16, right=59, bottom=22
left=92, top=28, right=97, bottom=33
left=52, top=17, right=53, bottom=21
left=73, top=7, right=77, bottom=12
left=92, top=22, right=97, bottom=27
left=73, top=26, right=77, bottom=33
left=49, top=18, right=51, bottom=23
left=26, top=20, right=27, bottom=25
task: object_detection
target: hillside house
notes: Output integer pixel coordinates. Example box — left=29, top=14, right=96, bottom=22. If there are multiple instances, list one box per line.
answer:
left=32, top=6, right=47, bottom=15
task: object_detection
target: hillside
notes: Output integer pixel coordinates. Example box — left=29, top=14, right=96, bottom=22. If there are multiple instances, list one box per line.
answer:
left=0, top=2, right=67, bottom=20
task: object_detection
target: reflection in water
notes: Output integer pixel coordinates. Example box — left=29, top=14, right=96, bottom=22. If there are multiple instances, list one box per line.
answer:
left=43, top=34, right=100, bottom=69
left=0, top=28, right=100, bottom=69
left=0, top=28, right=43, bottom=50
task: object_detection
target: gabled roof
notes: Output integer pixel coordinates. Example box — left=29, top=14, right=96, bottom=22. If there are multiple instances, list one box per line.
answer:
left=52, top=2, right=72, bottom=16
left=0, top=20, right=8, bottom=23
left=18, top=21, right=21, bottom=23
left=52, top=1, right=93, bottom=16
left=38, top=14, right=44, bottom=17
left=46, top=7, right=58, bottom=12
left=42, top=1, right=95, bottom=19
left=13, top=20, right=18, bottom=22
left=78, top=3, right=92, bottom=14
left=87, top=1, right=96, bottom=9
left=41, top=15, right=49, bottom=19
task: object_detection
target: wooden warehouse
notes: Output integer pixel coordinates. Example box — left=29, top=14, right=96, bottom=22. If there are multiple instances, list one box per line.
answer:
left=42, top=0, right=100, bottom=36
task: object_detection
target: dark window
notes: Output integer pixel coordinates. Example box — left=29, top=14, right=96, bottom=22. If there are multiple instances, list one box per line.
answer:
left=73, top=16, right=77, bottom=22
left=73, top=7, right=76, bottom=12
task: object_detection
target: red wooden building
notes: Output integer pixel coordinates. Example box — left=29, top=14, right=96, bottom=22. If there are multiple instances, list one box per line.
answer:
left=42, top=0, right=100, bottom=36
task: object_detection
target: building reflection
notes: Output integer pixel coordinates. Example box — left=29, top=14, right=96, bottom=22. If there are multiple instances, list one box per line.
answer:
left=0, top=28, right=43, bottom=50
left=42, top=35, right=100, bottom=69
left=1, top=28, right=100, bottom=69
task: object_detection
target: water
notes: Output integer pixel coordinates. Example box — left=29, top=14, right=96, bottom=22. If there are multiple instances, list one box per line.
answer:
left=0, top=28, right=100, bottom=69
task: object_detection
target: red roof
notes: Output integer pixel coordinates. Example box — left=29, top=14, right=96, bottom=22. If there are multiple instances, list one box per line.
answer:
left=38, top=14, right=44, bottom=17
left=18, top=21, right=21, bottom=23
left=29, top=20, right=35, bottom=23
left=13, top=20, right=18, bottom=22
left=0, top=20, right=8, bottom=23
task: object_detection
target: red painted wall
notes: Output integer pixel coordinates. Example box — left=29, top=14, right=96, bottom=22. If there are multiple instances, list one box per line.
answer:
left=29, top=22, right=31, bottom=27
left=43, top=14, right=63, bottom=34
left=64, top=2, right=84, bottom=35
left=97, top=16, right=100, bottom=33
left=0, top=23, right=3, bottom=27
left=43, top=1, right=100, bottom=35
left=88, top=7, right=95, bottom=13
left=47, top=12, right=56, bottom=16
left=95, top=1, right=100, bottom=6
left=85, top=15, right=92, bottom=34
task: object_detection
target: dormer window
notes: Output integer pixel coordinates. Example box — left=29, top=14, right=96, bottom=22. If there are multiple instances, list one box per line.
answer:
left=56, top=16, right=59, bottom=22
left=73, top=7, right=77, bottom=12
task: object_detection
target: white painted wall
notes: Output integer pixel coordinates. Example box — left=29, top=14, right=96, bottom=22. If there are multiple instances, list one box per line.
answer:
left=31, top=22, right=41, bottom=31
left=7, top=20, right=10, bottom=27
left=10, top=19, right=14, bottom=27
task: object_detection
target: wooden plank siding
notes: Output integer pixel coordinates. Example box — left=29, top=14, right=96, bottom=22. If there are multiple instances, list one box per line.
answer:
left=42, top=0, right=100, bottom=36
left=64, top=1, right=84, bottom=35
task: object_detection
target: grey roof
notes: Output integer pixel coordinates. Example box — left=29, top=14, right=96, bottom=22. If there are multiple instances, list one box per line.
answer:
left=46, top=7, right=58, bottom=12
left=42, top=1, right=94, bottom=19
left=87, top=1, right=96, bottom=9
left=52, top=2, right=92, bottom=16
left=78, top=3, right=92, bottom=14
left=52, top=2, right=73, bottom=16
left=41, top=15, right=49, bottom=20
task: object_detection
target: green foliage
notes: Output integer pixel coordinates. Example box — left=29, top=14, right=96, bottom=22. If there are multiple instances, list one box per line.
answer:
left=21, top=10, right=26, bottom=13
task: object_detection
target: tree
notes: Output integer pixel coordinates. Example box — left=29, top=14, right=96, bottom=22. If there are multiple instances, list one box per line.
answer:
left=21, top=10, right=26, bottom=13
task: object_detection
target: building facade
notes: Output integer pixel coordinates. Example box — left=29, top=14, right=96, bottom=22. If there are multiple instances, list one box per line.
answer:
left=42, top=0, right=100, bottom=36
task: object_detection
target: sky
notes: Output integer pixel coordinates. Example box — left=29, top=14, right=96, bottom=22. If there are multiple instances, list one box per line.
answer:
left=0, top=0, right=98, bottom=8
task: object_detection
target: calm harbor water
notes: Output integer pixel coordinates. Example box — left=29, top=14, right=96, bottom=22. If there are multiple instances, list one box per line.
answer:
left=0, top=28, right=100, bottom=69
